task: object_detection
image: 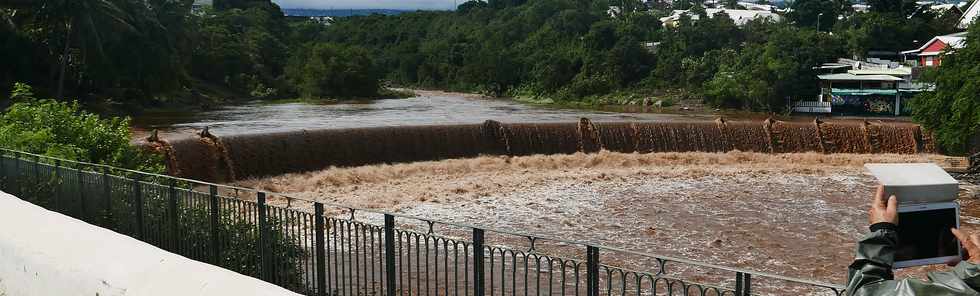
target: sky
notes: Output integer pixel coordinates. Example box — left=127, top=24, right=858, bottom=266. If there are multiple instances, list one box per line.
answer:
left=272, top=0, right=460, bottom=10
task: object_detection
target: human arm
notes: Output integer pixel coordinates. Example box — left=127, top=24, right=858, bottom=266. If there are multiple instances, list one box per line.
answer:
left=845, top=187, right=980, bottom=295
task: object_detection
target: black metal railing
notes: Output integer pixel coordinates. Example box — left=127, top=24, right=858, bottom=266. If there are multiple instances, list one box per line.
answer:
left=0, top=148, right=847, bottom=296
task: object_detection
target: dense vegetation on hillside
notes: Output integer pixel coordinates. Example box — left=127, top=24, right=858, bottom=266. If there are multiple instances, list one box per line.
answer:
left=306, top=0, right=959, bottom=111
left=0, top=0, right=381, bottom=108
left=0, top=0, right=962, bottom=109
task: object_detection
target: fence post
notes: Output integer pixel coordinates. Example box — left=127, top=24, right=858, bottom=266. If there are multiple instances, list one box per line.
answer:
left=53, top=159, right=61, bottom=211
left=735, top=272, right=743, bottom=295
left=314, top=202, right=327, bottom=296
left=384, top=214, right=396, bottom=296
left=11, top=153, right=18, bottom=195
left=78, top=165, right=87, bottom=220
left=745, top=273, right=752, bottom=296
left=208, top=185, right=221, bottom=265
left=168, top=179, right=179, bottom=252
left=473, top=228, right=486, bottom=296
left=32, top=155, right=39, bottom=200
left=586, top=246, right=599, bottom=296
left=257, top=192, right=269, bottom=281
left=102, top=166, right=112, bottom=226
left=133, top=175, right=144, bottom=240
left=735, top=272, right=753, bottom=296
left=0, top=152, right=6, bottom=192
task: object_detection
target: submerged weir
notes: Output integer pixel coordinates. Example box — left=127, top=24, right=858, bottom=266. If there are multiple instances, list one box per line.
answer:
left=141, top=118, right=935, bottom=182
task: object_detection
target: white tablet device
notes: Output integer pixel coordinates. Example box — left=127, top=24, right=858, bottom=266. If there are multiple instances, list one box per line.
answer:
left=893, top=202, right=962, bottom=269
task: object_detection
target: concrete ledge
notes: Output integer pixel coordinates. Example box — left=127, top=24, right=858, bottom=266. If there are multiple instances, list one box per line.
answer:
left=0, top=191, right=302, bottom=296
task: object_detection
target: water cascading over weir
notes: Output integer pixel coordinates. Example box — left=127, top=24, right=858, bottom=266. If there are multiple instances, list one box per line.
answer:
left=140, top=118, right=936, bottom=182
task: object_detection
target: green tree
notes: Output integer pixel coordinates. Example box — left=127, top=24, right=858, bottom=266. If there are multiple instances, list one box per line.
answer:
left=911, top=25, right=980, bottom=154
left=673, top=0, right=693, bottom=10
left=840, top=12, right=908, bottom=57
left=191, top=5, right=290, bottom=98
left=32, top=0, right=135, bottom=99
left=868, top=0, right=915, bottom=15
left=286, top=43, right=381, bottom=98
left=705, top=27, right=842, bottom=110
left=3, top=0, right=192, bottom=104
left=788, top=0, right=840, bottom=31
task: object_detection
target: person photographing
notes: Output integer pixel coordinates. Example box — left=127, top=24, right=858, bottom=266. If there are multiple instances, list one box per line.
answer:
left=847, top=186, right=980, bottom=295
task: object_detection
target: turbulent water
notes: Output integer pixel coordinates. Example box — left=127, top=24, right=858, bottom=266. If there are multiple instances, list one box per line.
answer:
left=129, top=90, right=969, bottom=293
left=143, top=118, right=933, bottom=182
left=237, top=151, right=980, bottom=291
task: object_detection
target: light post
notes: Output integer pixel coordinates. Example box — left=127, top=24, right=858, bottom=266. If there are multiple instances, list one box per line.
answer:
left=817, top=12, right=824, bottom=31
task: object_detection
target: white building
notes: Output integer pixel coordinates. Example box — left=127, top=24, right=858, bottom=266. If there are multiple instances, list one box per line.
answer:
left=659, top=8, right=782, bottom=27
left=192, top=0, right=212, bottom=14
left=960, top=0, right=980, bottom=29
left=737, top=1, right=776, bottom=11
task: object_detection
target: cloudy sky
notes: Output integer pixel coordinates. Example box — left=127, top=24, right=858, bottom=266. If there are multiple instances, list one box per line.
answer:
left=272, top=0, right=459, bottom=10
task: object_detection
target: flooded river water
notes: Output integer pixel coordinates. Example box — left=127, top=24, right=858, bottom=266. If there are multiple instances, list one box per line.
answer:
left=239, top=152, right=979, bottom=293
left=131, top=90, right=964, bottom=294
left=132, top=90, right=716, bottom=138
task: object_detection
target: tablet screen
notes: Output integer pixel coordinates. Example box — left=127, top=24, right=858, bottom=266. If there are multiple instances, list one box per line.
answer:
left=895, top=208, right=959, bottom=262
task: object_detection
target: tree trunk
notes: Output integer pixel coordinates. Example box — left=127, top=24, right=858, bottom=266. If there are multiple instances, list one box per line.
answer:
left=56, top=19, right=73, bottom=100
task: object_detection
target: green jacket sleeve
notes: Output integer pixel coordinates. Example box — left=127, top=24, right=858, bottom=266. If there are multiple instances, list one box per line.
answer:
left=846, top=227, right=980, bottom=296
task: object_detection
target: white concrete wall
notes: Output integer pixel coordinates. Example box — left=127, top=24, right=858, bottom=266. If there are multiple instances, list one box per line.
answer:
left=0, top=191, right=302, bottom=296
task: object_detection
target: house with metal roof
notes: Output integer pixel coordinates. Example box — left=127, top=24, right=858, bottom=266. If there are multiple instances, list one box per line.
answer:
left=737, top=2, right=776, bottom=11
left=814, top=73, right=908, bottom=115
left=901, top=32, right=968, bottom=67
left=960, top=0, right=980, bottom=29
left=659, top=8, right=782, bottom=27
left=901, top=0, right=976, bottom=67
left=796, top=58, right=924, bottom=115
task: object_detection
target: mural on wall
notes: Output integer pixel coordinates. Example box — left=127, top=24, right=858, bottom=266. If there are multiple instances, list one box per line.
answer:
left=865, top=99, right=894, bottom=114
left=830, top=95, right=899, bottom=115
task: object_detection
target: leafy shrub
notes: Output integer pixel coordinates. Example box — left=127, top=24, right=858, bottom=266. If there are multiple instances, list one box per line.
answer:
left=0, top=84, right=162, bottom=172
left=9, top=82, right=34, bottom=102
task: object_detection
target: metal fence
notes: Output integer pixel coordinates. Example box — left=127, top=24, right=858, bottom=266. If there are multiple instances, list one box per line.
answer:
left=0, top=148, right=847, bottom=296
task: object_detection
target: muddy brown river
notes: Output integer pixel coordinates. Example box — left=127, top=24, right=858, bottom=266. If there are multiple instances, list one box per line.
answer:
left=132, top=90, right=718, bottom=138
left=237, top=152, right=979, bottom=292
left=132, top=90, right=964, bottom=294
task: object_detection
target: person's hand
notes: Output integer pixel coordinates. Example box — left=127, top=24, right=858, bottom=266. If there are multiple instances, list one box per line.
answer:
left=869, top=185, right=898, bottom=225
left=951, top=229, right=980, bottom=265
